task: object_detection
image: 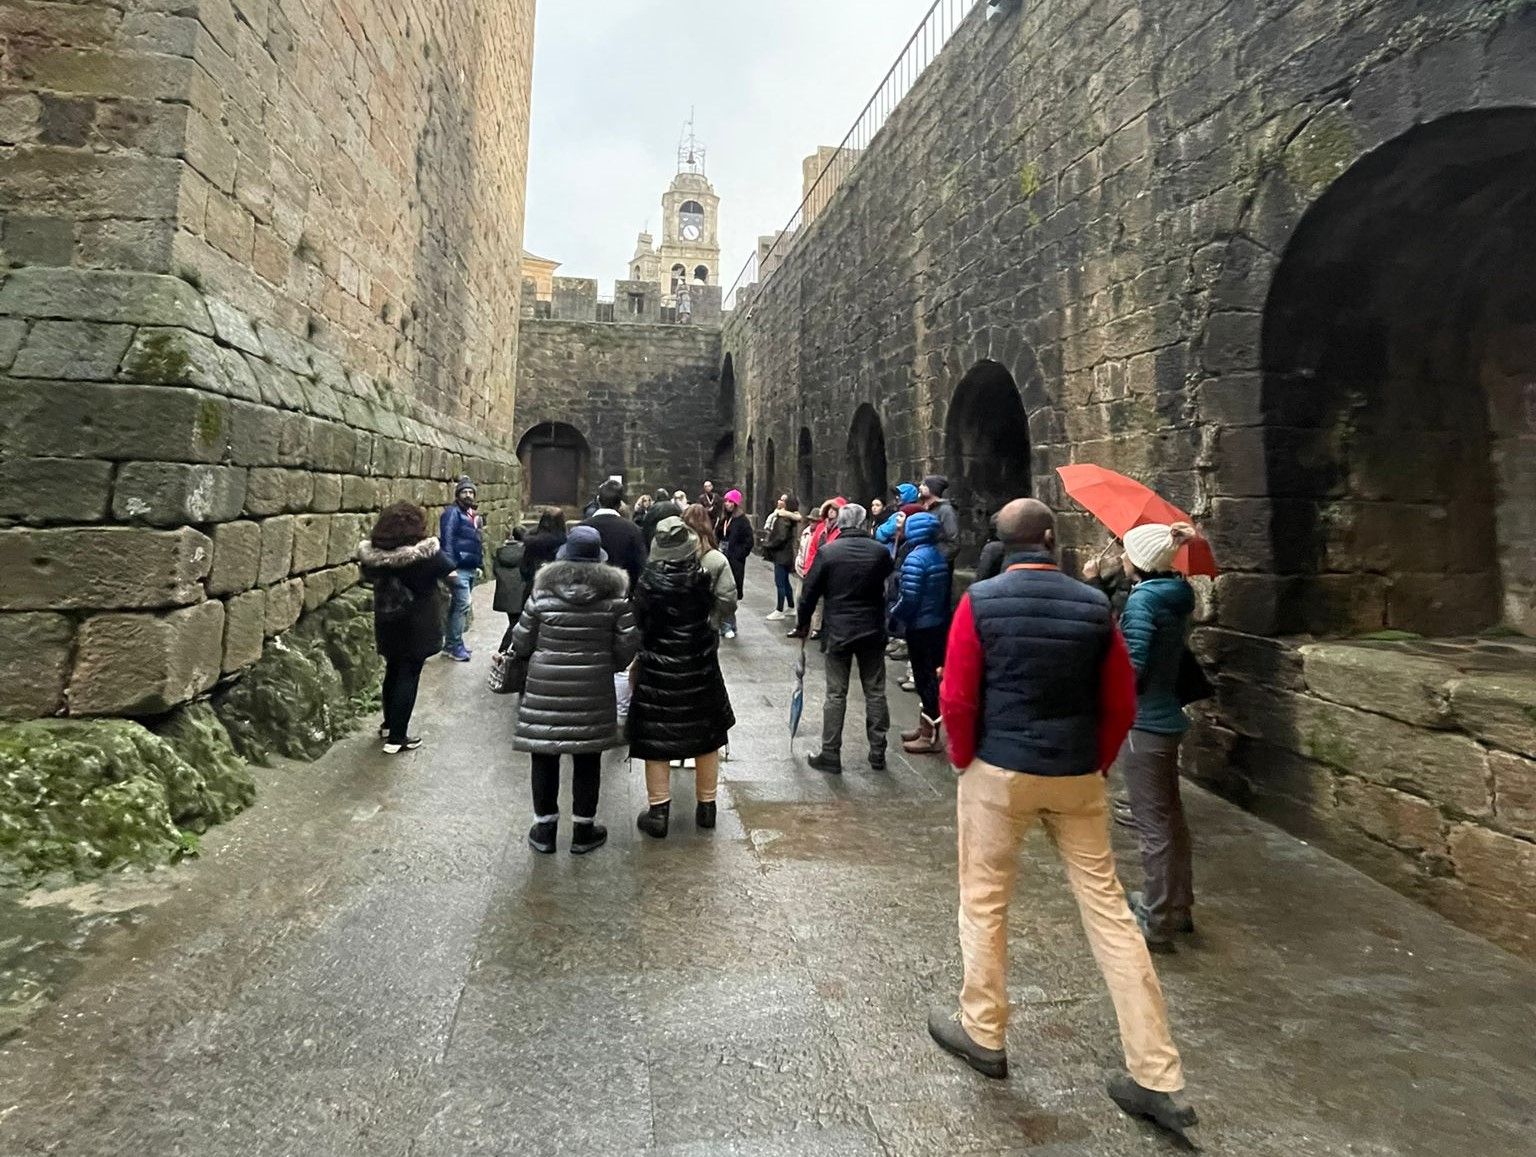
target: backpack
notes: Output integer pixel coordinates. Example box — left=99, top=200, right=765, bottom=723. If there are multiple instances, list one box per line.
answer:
left=373, top=571, right=417, bottom=623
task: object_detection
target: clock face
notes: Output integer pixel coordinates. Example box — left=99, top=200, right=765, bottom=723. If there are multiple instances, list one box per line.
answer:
left=682, top=223, right=702, bottom=242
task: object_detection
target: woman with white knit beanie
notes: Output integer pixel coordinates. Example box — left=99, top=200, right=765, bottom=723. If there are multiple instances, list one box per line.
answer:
left=1117, top=521, right=1198, bottom=953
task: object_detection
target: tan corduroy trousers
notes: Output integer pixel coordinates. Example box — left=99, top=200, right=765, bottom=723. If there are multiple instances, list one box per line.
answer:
left=956, top=759, right=1185, bottom=1092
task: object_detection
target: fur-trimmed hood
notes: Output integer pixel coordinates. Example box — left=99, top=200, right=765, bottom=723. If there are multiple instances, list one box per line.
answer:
left=532, top=559, right=629, bottom=605
left=358, top=536, right=442, bottom=568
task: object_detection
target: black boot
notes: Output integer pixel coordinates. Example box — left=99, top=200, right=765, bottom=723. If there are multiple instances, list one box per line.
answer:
left=637, top=802, right=670, bottom=839
left=570, top=821, right=607, bottom=855
left=869, top=749, right=887, bottom=771
left=1106, top=1073, right=1198, bottom=1135
left=807, top=750, right=842, bottom=775
left=527, top=819, right=557, bottom=855
left=696, top=800, right=716, bottom=829
left=927, top=1007, right=1008, bottom=1080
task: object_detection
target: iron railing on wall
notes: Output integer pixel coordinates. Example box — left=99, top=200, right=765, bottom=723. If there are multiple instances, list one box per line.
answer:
left=724, top=0, right=980, bottom=310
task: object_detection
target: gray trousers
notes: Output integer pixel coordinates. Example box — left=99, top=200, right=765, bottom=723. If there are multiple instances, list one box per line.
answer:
left=1120, top=729, right=1193, bottom=937
left=822, top=642, right=889, bottom=757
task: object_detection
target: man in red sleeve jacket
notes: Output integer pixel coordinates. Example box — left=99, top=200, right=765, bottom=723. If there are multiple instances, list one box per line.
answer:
left=928, top=498, right=1198, bottom=1137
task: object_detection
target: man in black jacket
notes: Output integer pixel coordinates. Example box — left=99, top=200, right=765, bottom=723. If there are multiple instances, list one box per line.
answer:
left=583, top=479, right=648, bottom=591
left=791, top=503, right=895, bottom=772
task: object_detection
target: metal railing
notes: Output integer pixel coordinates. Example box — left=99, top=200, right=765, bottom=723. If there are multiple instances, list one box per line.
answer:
left=725, top=0, right=980, bottom=310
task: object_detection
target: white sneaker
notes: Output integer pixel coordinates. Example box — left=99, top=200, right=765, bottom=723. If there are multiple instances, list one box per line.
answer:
left=766, top=610, right=785, bottom=621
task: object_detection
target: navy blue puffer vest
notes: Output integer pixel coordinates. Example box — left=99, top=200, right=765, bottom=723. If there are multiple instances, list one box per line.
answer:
left=968, top=556, right=1113, bottom=777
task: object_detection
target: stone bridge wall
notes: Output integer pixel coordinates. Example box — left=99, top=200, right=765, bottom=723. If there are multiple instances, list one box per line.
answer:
left=0, top=0, right=536, bottom=722
left=515, top=320, right=726, bottom=507
left=721, top=2, right=1536, bottom=956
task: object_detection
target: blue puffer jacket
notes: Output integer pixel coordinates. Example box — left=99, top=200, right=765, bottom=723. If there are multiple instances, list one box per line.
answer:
left=439, top=504, right=484, bottom=571
left=1120, top=576, right=1196, bottom=735
left=874, top=484, right=919, bottom=556
left=890, top=513, right=951, bottom=631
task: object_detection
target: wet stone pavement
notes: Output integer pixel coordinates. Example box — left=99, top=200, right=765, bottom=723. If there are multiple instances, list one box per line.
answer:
left=3, top=561, right=1536, bottom=1155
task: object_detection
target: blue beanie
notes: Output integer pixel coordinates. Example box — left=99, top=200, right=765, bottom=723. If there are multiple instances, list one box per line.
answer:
left=896, top=483, right=919, bottom=504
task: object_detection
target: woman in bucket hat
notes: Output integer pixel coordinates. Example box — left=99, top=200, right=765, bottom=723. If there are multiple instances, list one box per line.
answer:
left=629, top=516, right=737, bottom=839
left=511, top=525, right=640, bottom=855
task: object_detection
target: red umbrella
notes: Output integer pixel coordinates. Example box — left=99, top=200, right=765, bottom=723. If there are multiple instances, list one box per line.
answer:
left=1056, top=464, right=1219, bottom=577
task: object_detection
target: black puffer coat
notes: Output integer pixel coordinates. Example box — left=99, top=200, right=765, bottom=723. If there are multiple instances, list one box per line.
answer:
left=628, top=559, right=736, bottom=761
left=358, top=536, right=456, bottom=661
left=512, top=561, right=639, bottom=755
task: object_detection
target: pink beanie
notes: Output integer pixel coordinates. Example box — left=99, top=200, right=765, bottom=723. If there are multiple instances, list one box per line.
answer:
left=724, top=489, right=743, bottom=505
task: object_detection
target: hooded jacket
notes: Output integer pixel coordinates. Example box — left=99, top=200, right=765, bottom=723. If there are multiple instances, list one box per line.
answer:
left=762, top=508, right=804, bottom=567
left=926, top=497, right=960, bottom=563
left=512, top=561, right=640, bottom=754
left=1120, top=575, right=1197, bottom=735
left=627, top=558, right=737, bottom=761
left=491, top=538, right=527, bottom=613
left=799, top=497, right=847, bottom=577
left=438, top=503, right=483, bottom=571
left=358, top=536, right=457, bottom=661
left=890, top=513, right=952, bottom=632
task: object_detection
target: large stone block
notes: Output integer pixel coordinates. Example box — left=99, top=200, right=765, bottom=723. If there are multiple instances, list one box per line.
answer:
left=0, top=612, right=73, bottom=719
left=0, top=268, right=213, bottom=333
left=1335, top=777, right=1447, bottom=857
left=1449, top=672, right=1536, bottom=760
left=9, top=320, right=135, bottom=380
left=226, top=398, right=286, bottom=466
left=221, top=589, right=266, bottom=672
left=207, top=520, right=262, bottom=596
left=0, top=457, right=113, bottom=523
left=257, top=515, right=295, bottom=585
left=311, top=473, right=343, bottom=512
left=69, top=601, right=225, bottom=715
left=264, top=577, right=303, bottom=636
left=112, top=462, right=248, bottom=526
left=0, top=380, right=231, bottom=463
left=327, top=513, right=363, bottom=566
left=0, top=526, right=211, bottom=611
left=119, top=326, right=233, bottom=394
left=1299, top=644, right=1455, bottom=729
left=243, top=466, right=312, bottom=516
left=290, top=514, right=330, bottom=574
left=1491, top=750, right=1536, bottom=841
left=1448, top=823, right=1536, bottom=911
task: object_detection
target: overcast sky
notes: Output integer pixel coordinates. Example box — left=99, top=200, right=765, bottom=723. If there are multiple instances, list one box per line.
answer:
left=523, top=0, right=940, bottom=294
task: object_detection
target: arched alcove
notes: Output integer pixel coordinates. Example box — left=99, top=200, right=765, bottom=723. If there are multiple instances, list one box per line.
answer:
left=1259, top=108, right=1536, bottom=637
left=694, top=265, right=710, bottom=284
left=846, top=404, right=888, bottom=506
left=744, top=434, right=756, bottom=517
left=944, top=360, right=1033, bottom=564
left=718, top=354, right=736, bottom=429
left=516, top=420, right=590, bottom=509
left=709, top=432, right=736, bottom=490
left=764, top=437, right=778, bottom=522
left=797, top=426, right=815, bottom=506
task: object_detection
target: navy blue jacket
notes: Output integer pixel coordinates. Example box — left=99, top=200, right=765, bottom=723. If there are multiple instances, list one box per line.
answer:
left=1120, top=576, right=1196, bottom=734
left=439, top=504, right=483, bottom=571
left=891, top=513, right=951, bottom=632
left=966, top=555, right=1115, bottom=776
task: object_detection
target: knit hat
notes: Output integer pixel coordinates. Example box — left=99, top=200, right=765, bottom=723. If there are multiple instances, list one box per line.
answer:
left=837, top=503, right=867, bottom=530
left=556, top=524, right=608, bottom=563
left=896, top=483, right=919, bottom=505
left=455, top=475, right=476, bottom=497
left=921, top=474, right=949, bottom=497
left=1123, top=522, right=1187, bottom=573
left=649, top=517, right=700, bottom=563
left=724, top=489, right=743, bottom=506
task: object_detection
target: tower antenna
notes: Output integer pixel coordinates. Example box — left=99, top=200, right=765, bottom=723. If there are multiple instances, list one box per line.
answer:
left=678, top=109, right=705, bottom=175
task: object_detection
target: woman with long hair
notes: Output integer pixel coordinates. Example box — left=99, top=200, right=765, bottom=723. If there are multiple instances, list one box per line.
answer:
left=1116, top=522, right=1199, bottom=952
left=629, top=516, right=737, bottom=839
left=358, top=502, right=456, bottom=754
left=716, top=489, right=753, bottom=639
left=681, top=502, right=736, bottom=626
left=761, top=493, right=803, bottom=621
left=519, top=508, right=566, bottom=591
left=512, top=526, right=639, bottom=855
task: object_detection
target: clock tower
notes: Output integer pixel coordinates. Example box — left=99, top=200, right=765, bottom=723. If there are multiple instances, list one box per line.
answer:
left=650, top=123, right=720, bottom=306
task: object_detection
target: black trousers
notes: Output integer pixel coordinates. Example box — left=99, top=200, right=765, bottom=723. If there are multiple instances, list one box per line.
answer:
left=382, top=656, right=427, bottom=742
left=499, top=612, right=518, bottom=653
left=531, top=752, right=602, bottom=820
left=906, top=624, right=948, bottom=721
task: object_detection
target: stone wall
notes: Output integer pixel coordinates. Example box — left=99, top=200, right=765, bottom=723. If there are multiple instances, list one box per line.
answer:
left=515, top=319, right=727, bottom=506
left=720, top=1, right=1536, bottom=955
left=0, top=0, right=536, bottom=723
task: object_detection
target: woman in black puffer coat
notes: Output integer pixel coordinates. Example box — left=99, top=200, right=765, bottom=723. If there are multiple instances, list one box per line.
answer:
left=629, top=516, right=736, bottom=839
left=512, top=526, right=639, bottom=856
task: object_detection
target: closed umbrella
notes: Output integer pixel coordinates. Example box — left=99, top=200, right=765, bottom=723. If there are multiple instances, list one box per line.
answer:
left=788, top=647, right=806, bottom=752
left=1055, top=464, right=1219, bottom=577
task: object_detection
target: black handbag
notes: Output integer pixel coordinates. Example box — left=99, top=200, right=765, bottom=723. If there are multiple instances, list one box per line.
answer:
left=1175, top=646, right=1215, bottom=707
left=487, top=650, right=527, bottom=695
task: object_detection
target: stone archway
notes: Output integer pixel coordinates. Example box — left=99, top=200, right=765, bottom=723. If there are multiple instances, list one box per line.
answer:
left=944, top=360, right=1032, bottom=564
left=516, top=420, right=590, bottom=509
left=796, top=426, right=814, bottom=506
left=1258, top=108, right=1536, bottom=638
left=846, top=404, right=887, bottom=506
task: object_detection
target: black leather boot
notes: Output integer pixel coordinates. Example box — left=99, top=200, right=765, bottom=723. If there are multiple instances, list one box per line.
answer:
left=696, top=801, right=716, bottom=829
left=637, top=802, right=670, bottom=839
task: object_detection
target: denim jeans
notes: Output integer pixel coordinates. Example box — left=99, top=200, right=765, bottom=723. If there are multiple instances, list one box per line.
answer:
left=445, top=568, right=474, bottom=650
left=773, top=563, right=796, bottom=612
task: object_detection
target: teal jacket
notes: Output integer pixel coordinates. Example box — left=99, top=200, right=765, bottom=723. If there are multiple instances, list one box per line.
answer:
left=1120, top=576, right=1195, bottom=735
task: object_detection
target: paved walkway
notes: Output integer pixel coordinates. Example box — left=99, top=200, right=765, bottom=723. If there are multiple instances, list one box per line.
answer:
left=3, top=561, right=1536, bottom=1155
